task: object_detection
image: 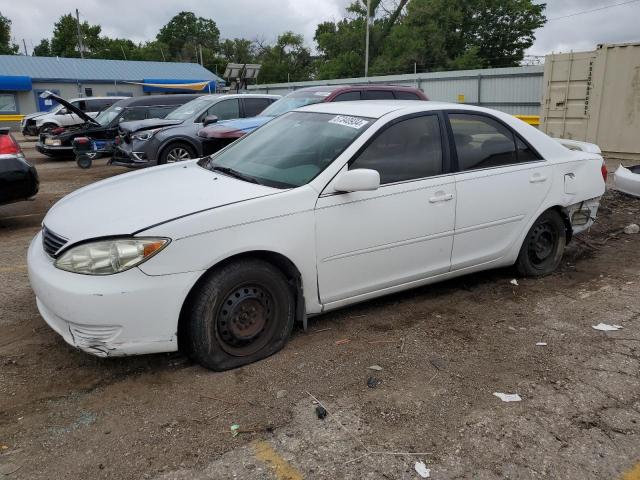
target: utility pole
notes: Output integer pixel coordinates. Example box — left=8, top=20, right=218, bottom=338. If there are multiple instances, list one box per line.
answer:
left=120, top=44, right=127, bottom=60
left=364, top=0, right=371, bottom=77
left=75, top=9, right=85, bottom=59
left=22, top=39, right=28, bottom=56
left=199, top=44, right=204, bottom=66
left=160, top=47, right=166, bottom=61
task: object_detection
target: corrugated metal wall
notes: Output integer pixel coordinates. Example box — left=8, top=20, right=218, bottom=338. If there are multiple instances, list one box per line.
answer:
left=247, top=65, right=544, bottom=115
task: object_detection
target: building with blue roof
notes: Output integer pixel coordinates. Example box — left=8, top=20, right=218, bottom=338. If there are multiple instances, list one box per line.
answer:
left=0, top=55, right=224, bottom=116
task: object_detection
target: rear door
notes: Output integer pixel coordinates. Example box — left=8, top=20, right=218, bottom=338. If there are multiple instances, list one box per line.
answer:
left=447, top=112, right=552, bottom=270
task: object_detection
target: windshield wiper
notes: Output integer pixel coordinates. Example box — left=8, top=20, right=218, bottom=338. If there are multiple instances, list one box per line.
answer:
left=210, top=164, right=260, bottom=184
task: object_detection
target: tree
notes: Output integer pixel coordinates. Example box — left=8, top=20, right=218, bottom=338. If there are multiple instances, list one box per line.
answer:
left=156, top=11, right=220, bottom=63
left=48, top=14, right=102, bottom=58
left=33, top=39, right=51, bottom=56
left=0, top=12, right=19, bottom=55
left=257, top=32, right=313, bottom=83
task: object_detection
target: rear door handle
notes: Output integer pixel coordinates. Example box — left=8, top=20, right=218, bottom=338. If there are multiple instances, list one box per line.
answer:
left=530, top=173, right=547, bottom=183
left=429, top=193, right=454, bottom=203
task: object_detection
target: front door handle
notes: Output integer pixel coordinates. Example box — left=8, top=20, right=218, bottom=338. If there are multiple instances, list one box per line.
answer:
left=530, top=173, right=548, bottom=183
left=429, top=193, right=454, bottom=203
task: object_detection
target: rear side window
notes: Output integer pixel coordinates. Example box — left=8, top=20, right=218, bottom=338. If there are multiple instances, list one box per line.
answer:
left=449, top=113, right=539, bottom=171
left=207, top=99, right=240, bottom=120
left=363, top=90, right=395, bottom=100
left=350, top=115, right=443, bottom=184
left=333, top=91, right=361, bottom=102
left=243, top=98, right=273, bottom=117
left=395, top=91, right=421, bottom=100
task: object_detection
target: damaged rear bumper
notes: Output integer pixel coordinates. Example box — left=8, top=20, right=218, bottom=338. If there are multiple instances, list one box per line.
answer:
left=563, top=197, right=601, bottom=235
left=27, top=231, right=201, bottom=357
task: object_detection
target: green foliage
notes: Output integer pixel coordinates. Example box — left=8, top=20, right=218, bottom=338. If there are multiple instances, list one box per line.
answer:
left=33, top=39, right=51, bottom=57
left=49, top=14, right=102, bottom=58
left=156, top=11, right=220, bottom=62
left=257, top=32, right=313, bottom=83
left=0, top=12, right=19, bottom=54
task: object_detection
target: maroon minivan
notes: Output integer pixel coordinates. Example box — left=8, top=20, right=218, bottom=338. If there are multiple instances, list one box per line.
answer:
left=197, top=85, right=428, bottom=155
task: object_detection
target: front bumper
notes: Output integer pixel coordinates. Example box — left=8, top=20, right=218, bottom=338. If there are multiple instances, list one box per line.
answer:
left=36, top=142, right=73, bottom=158
left=110, top=145, right=151, bottom=168
left=27, top=231, right=202, bottom=357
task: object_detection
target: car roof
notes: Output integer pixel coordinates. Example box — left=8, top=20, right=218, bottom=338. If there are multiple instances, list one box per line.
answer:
left=223, top=94, right=281, bottom=99
left=297, top=100, right=495, bottom=119
left=112, top=94, right=204, bottom=108
left=292, top=84, right=422, bottom=94
left=65, top=96, right=127, bottom=102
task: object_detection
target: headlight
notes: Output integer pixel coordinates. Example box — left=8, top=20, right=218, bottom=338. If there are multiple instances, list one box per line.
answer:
left=132, top=129, right=160, bottom=141
left=54, top=238, right=169, bottom=275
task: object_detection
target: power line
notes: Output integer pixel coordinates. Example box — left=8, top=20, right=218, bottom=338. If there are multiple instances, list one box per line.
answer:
left=547, top=0, right=640, bottom=21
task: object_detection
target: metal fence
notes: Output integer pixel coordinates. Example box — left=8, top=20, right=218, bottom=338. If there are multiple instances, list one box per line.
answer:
left=247, top=65, right=544, bottom=116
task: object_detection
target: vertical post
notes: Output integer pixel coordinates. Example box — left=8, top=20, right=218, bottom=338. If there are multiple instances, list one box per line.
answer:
left=120, top=44, right=127, bottom=60
left=199, top=44, right=204, bottom=66
left=414, top=62, right=417, bottom=86
left=364, top=0, right=371, bottom=77
left=22, top=39, right=28, bottom=56
left=160, top=47, right=166, bottom=61
left=75, top=9, right=84, bottom=59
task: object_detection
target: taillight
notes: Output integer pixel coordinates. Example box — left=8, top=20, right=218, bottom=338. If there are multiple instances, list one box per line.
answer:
left=0, top=133, right=20, bottom=155
left=601, top=162, right=608, bottom=182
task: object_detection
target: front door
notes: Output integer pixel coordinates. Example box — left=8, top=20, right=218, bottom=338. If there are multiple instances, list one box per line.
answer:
left=447, top=112, right=552, bottom=270
left=315, top=113, right=456, bottom=305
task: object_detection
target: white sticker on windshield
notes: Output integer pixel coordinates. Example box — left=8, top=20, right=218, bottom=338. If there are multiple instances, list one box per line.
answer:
left=115, top=107, right=122, bottom=111
left=313, top=91, right=331, bottom=97
left=328, top=115, right=369, bottom=129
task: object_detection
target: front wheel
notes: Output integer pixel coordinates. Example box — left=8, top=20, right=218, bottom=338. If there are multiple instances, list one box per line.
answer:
left=159, top=142, right=195, bottom=164
left=516, top=210, right=567, bottom=277
left=184, top=259, right=295, bottom=371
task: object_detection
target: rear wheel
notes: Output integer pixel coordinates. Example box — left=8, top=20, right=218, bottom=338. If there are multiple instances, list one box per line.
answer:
left=159, top=142, right=195, bottom=164
left=185, top=259, right=295, bottom=371
left=516, top=210, right=567, bottom=277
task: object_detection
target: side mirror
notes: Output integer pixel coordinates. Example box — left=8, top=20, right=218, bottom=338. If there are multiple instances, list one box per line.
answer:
left=57, top=108, right=68, bottom=115
left=203, top=115, right=219, bottom=126
left=334, top=169, right=380, bottom=193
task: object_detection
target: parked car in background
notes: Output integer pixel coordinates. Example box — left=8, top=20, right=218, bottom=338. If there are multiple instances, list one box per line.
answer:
left=28, top=101, right=606, bottom=370
left=36, top=93, right=203, bottom=158
left=197, top=85, right=428, bottom=156
left=0, top=128, right=38, bottom=206
left=21, top=96, right=127, bottom=136
left=111, top=94, right=279, bottom=168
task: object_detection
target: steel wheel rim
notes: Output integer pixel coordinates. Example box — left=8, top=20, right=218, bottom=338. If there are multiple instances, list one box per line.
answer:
left=216, top=284, right=275, bottom=356
left=528, top=221, right=557, bottom=265
left=166, top=147, right=191, bottom=163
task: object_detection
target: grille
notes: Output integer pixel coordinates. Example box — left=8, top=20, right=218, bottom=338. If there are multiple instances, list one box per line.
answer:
left=42, top=226, right=68, bottom=257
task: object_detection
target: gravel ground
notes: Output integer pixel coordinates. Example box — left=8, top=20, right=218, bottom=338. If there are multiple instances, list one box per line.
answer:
left=1, top=140, right=639, bottom=479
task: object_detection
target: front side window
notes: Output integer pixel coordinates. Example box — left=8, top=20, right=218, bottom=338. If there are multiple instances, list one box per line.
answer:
left=449, top=113, right=539, bottom=171
left=199, top=111, right=372, bottom=188
left=350, top=115, right=443, bottom=184
left=207, top=99, right=240, bottom=120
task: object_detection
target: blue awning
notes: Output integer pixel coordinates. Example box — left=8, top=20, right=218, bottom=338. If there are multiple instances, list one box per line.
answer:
left=0, top=75, right=32, bottom=91
left=141, top=78, right=218, bottom=93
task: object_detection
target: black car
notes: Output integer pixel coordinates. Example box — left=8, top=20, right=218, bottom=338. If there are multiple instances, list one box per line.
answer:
left=36, top=93, right=203, bottom=158
left=0, top=128, right=38, bottom=206
left=111, top=94, right=279, bottom=168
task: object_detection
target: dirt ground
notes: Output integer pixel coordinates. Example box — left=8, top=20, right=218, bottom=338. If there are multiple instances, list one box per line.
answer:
left=1, top=138, right=639, bottom=480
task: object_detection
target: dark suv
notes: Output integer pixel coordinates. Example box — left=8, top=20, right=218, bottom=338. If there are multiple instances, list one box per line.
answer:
left=36, top=93, right=203, bottom=158
left=197, top=85, right=428, bottom=156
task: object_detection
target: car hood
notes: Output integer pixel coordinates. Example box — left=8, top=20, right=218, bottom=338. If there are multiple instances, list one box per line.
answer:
left=119, top=118, right=184, bottom=134
left=198, top=116, right=273, bottom=138
left=42, top=160, right=279, bottom=244
left=39, top=91, right=99, bottom=127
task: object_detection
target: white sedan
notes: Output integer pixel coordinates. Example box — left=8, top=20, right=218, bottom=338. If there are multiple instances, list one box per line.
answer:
left=28, top=101, right=607, bottom=370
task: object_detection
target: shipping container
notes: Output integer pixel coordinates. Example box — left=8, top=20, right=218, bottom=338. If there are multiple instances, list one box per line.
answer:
left=540, top=42, right=640, bottom=160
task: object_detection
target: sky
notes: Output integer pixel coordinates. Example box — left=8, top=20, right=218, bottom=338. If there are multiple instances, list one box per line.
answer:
left=3, top=0, right=640, bottom=58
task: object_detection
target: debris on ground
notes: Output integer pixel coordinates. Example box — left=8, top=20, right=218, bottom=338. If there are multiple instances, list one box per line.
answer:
left=623, top=223, right=639, bottom=234
left=510, top=279, right=519, bottom=286
left=592, top=323, right=623, bottom=331
left=493, top=392, right=522, bottom=402
left=230, top=424, right=240, bottom=437
left=414, top=460, right=431, bottom=478
left=536, top=342, right=547, bottom=346
left=276, top=390, right=287, bottom=399
left=429, top=358, right=448, bottom=371
left=335, top=338, right=350, bottom=345
left=368, top=365, right=383, bottom=371
left=315, top=406, right=328, bottom=420
left=367, top=376, right=381, bottom=388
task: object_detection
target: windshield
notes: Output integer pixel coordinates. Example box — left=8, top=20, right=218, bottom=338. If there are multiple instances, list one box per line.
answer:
left=95, top=104, right=123, bottom=126
left=259, top=90, right=333, bottom=117
left=165, top=96, right=217, bottom=121
left=198, top=111, right=372, bottom=189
